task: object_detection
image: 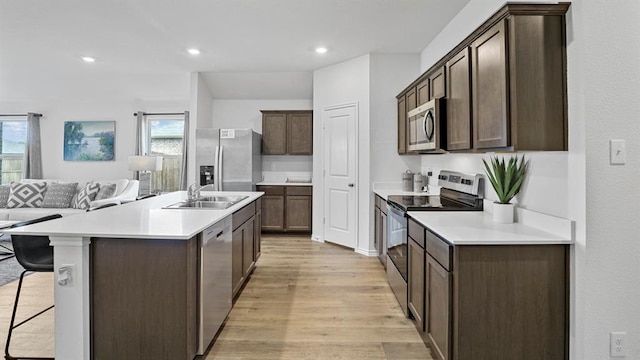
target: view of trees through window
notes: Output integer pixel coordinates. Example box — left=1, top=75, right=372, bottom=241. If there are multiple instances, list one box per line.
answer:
left=0, top=121, right=27, bottom=184
left=148, top=119, right=184, bottom=192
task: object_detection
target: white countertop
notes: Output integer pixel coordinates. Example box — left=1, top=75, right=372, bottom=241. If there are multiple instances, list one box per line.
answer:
left=408, top=211, right=573, bottom=245
left=256, top=181, right=312, bottom=186
left=5, top=191, right=264, bottom=240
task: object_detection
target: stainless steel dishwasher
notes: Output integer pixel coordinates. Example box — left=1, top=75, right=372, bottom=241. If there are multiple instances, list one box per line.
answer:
left=198, top=215, right=232, bottom=355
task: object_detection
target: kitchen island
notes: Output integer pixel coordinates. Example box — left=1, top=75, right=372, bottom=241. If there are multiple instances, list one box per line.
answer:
left=5, top=191, right=263, bottom=360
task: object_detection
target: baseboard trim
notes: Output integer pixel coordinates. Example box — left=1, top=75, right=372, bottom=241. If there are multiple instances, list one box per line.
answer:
left=356, top=248, right=378, bottom=257
left=311, top=235, right=324, bottom=243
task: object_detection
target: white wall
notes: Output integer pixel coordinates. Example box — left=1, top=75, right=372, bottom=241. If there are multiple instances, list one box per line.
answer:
left=313, top=54, right=371, bottom=254
left=369, top=54, right=422, bottom=183
left=1, top=69, right=189, bottom=182
left=579, top=1, right=640, bottom=359
left=420, top=0, right=640, bottom=359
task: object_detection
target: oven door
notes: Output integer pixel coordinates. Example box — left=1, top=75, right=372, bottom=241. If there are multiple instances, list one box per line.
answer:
left=407, top=98, right=444, bottom=152
left=387, top=203, right=408, bottom=280
left=386, top=201, right=409, bottom=315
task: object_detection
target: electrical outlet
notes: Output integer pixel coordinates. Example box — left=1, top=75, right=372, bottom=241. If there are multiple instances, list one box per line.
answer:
left=610, top=332, right=627, bottom=357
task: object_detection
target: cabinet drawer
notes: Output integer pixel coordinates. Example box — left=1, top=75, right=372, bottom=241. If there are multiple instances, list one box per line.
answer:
left=232, top=202, right=255, bottom=231
left=257, top=185, right=284, bottom=196
left=408, top=218, right=425, bottom=249
left=255, top=197, right=262, bottom=211
left=286, top=186, right=312, bottom=196
left=426, top=230, right=452, bottom=271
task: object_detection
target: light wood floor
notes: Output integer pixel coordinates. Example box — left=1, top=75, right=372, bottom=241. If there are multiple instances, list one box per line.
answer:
left=207, top=235, right=432, bottom=359
left=0, top=235, right=432, bottom=360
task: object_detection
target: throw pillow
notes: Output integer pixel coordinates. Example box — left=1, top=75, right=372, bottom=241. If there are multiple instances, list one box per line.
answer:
left=0, top=184, right=10, bottom=208
left=42, top=182, right=79, bottom=208
left=72, top=182, right=100, bottom=210
left=7, top=181, right=47, bottom=208
left=94, top=183, right=117, bottom=201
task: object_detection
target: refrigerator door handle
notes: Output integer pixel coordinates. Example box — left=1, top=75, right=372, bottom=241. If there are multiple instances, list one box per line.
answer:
left=217, top=145, right=224, bottom=191
left=214, top=146, right=220, bottom=191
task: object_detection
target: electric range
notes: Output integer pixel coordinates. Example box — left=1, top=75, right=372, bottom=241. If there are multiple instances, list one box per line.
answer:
left=385, top=170, right=484, bottom=316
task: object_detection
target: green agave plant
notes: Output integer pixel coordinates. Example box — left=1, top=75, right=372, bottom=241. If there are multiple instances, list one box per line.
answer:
left=482, top=155, right=529, bottom=204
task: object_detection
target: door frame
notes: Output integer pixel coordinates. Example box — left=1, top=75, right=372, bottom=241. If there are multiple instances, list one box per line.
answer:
left=321, top=102, right=359, bottom=250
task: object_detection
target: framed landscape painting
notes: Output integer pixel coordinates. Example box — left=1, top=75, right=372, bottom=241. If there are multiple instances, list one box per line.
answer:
left=63, top=121, right=115, bottom=161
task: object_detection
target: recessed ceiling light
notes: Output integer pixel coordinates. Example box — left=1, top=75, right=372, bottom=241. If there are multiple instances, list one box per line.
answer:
left=315, top=47, right=328, bottom=54
left=187, top=48, right=201, bottom=55
left=81, top=56, right=96, bottom=63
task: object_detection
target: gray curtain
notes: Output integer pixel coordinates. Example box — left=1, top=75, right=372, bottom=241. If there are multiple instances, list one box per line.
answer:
left=23, top=112, right=43, bottom=179
left=134, top=111, right=148, bottom=180
left=180, top=111, right=190, bottom=190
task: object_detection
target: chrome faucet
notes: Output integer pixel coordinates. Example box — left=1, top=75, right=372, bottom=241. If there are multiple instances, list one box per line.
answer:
left=187, top=183, right=205, bottom=201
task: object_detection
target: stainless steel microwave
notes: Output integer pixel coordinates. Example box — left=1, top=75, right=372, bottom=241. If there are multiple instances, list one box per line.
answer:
left=407, top=98, right=444, bottom=152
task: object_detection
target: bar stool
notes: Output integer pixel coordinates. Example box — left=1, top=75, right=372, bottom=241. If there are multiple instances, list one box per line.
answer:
left=5, top=214, right=62, bottom=360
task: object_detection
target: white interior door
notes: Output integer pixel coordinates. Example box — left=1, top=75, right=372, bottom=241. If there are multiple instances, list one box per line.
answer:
left=323, top=103, right=357, bottom=249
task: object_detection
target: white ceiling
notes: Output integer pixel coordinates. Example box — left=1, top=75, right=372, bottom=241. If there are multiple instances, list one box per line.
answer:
left=0, top=0, right=470, bottom=101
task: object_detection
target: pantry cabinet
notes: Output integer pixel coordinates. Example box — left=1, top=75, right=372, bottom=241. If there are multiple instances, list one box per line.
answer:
left=261, top=110, right=313, bottom=155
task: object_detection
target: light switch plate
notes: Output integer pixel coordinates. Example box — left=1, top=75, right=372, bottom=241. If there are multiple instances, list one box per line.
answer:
left=610, top=139, right=626, bottom=165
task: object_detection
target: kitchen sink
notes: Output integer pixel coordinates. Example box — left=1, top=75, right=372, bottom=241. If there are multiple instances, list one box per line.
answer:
left=198, top=195, right=248, bottom=203
left=163, top=195, right=248, bottom=210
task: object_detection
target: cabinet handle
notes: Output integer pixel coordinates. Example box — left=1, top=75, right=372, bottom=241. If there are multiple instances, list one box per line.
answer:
left=348, top=183, right=355, bottom=187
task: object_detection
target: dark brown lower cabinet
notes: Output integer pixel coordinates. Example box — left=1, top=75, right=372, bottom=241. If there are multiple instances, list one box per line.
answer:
left=232, top=201, right=258, bottom=299
left=258, top=185, right=312, bottom=234
left=426, top=254, right=451, bottom=360
left=254, top=205, right=262, bottom=260
left=91, top=237, right=198, bottom=360
left=373, top=194, right=388, bottom=267
left=407, top=220, right=569, bottom=360
left=408, top=237, right=425, bottom=331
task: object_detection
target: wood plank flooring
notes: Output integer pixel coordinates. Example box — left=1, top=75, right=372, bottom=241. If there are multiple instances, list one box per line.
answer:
left=206, top=235, right=432, bottom=359
left=0, top=235, right=432, bottom=359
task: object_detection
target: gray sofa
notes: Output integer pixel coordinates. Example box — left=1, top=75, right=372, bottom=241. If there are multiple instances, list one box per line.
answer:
left=0, top=179, right=139, bottom=221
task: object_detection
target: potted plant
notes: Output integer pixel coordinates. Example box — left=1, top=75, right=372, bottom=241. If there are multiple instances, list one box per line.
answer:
left=482, top=155, right=529, bottom=223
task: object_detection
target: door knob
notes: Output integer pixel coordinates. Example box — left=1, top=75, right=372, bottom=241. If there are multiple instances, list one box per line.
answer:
left=348, top=183, right=354, bottom=187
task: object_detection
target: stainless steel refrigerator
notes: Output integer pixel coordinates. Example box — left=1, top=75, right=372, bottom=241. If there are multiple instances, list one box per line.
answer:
left=196, top=129, right=262, bottom=191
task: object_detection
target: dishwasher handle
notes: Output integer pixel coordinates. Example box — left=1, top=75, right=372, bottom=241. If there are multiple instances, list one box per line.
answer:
left=203, top=226, right=223, bottom=245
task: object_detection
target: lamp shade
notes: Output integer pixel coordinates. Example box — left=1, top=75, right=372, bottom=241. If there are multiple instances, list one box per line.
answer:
left=128, top=156, right=163, bottom=171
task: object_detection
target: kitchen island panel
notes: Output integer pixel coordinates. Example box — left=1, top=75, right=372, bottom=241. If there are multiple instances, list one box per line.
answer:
left=91, top=236, right=198, bottom=360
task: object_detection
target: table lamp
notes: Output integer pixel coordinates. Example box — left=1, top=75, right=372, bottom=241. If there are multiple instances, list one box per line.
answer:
left=128, top=155, right=163, bottom=196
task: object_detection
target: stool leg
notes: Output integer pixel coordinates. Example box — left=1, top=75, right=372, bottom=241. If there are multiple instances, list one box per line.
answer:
left=5, top=270, right=26, bottom=360
left=4, top=271, right=54, bottom=360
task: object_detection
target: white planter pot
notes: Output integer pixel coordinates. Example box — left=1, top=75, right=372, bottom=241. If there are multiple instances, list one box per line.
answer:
left=492, top=202, right=514, bottom=223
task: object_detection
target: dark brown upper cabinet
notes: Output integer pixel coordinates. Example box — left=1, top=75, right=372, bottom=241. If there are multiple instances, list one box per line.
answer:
left=396, top=3, right=569, bottom=153
left=261, top=110, right=313, bottom=155
left=429, top=67, right=446, bottom=100
left=416, top=79, right=429, bottom=107
left=397, top=96, right=407, bottom=154
left=471, top=19, right=509, bottom=149
left=445, top=48, right=472, bottom=151
left=261, top=112, right=287, bottom=154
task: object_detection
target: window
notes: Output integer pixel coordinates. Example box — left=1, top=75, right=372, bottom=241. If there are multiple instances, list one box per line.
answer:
left=147, top=118, right=184, bottom=192
left=0, top=119, right=27, bottom=184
